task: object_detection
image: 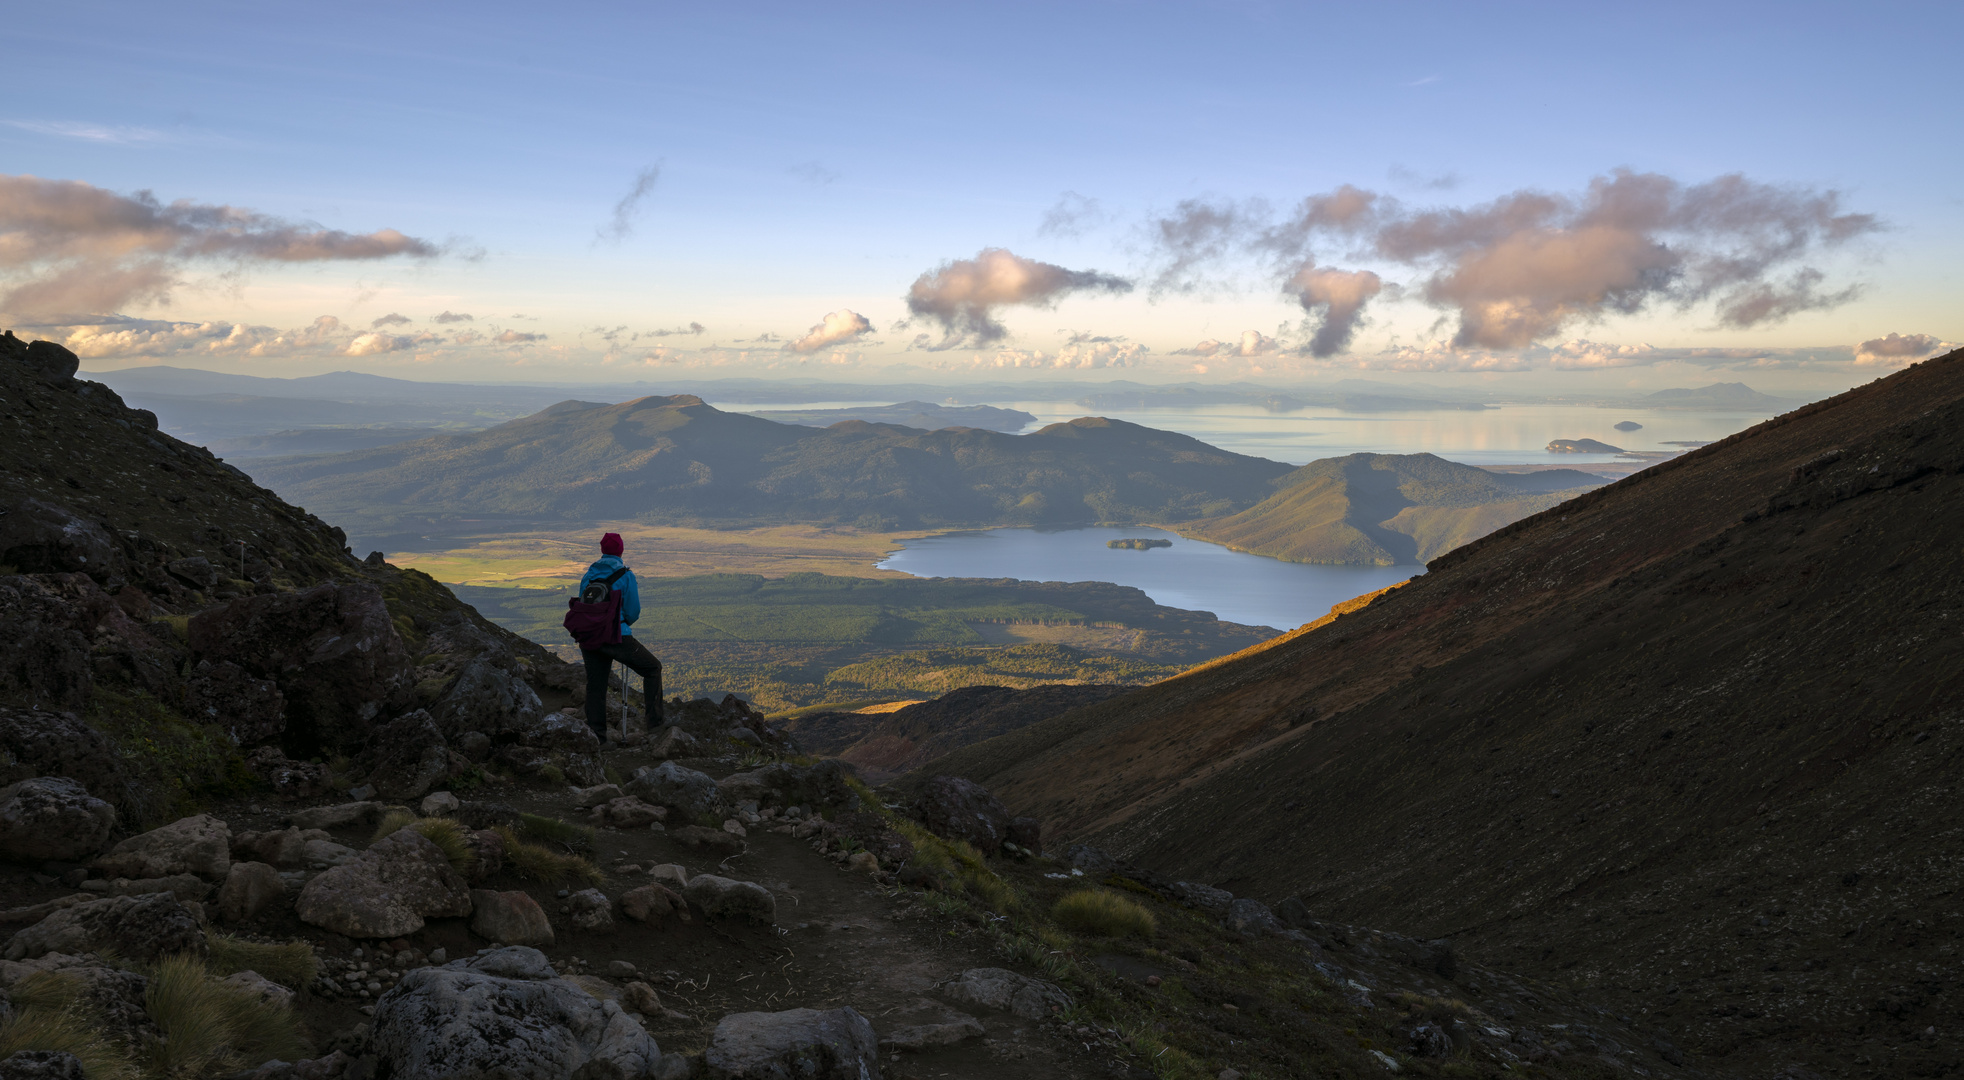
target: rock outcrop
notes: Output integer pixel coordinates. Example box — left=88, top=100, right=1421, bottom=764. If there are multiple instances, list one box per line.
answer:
left=295, top=829, right=472, bottom=939
left=703, top=1007, right=878, bottom=1080
left=0, top=777, right=116, bottom=861
left=4, top=893, right=206, bottom=964
left=92, top=814, right=231, bottom=880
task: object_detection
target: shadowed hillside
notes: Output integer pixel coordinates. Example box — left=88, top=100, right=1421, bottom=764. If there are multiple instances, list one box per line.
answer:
left=1180, top=453, right=1604, bottom=564
left=249, top=396, right=1297, bottom=532
left=903, top=350, right=1964, bottom=1077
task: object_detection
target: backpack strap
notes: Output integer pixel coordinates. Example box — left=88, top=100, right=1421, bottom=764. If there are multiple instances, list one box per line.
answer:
left=602, top=566, right=629, bottom=587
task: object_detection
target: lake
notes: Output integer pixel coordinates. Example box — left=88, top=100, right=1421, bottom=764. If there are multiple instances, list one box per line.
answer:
left=878, top=525, right=1418, bottom=632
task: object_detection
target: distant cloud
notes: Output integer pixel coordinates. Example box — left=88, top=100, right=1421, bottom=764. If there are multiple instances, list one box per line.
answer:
left=346, top=331, right=419, bottom=356
left=960, top=340, right=1148, bottom=371
left=1289, top=264, right=1382, bottom=357
left=1177, top=330, right=1277, bottom=357
left=495, top=329, right=545, bottom=344
left=0, top=174, right=438, bottom=315
left=1387, top=164, right=1459, bottom=191
left=647, top=321, right=705, bottom=337
left=905, top=247, right=1131, bottom=350
left=432, top=310, right=473, bottom=323
left=1854, top=331, right=1952, bottom=366
left=786, top=161, right=838, bottom=186
left=3, top=120, right=176, bottom=145
left=1038, top=191, right=1108, bottom=238
left=1143, top=170, right=1878, bottom=355
left=370, top=312, right=411, bottom=328
left=596, top=164, right=661, bottom=242
left=789, top=309, right=873, bottom=353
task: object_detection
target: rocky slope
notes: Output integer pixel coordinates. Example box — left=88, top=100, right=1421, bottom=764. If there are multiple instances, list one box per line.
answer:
left=1179, top=453, right=1603, bottom=565
left=905, top=348, right=1964, bottom=1078
left=779, top=685, right=1131, bottom=783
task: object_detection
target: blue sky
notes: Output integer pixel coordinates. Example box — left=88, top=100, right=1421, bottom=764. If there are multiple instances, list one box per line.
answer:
left=3, top=1, right=1957, bottom=395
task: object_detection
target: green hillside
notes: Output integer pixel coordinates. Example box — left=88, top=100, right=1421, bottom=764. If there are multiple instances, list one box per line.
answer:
left=248, top=395, right=1296, bottom=532
left=1179, top=453, right=1603, bottom=564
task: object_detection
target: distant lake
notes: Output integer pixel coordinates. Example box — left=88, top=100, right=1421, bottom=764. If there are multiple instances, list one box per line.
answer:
left=710, top=398, right=1770, bottom=468
left=878, top=526, right=1417, bottom=632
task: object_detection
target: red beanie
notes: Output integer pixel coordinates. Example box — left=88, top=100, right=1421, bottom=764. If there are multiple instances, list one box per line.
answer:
left=600, top=532, right=624, bottom=556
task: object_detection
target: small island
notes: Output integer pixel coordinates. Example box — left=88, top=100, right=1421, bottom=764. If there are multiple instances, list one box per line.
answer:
left=1548, top=438, right=1624, bottom=454
left=1614, top=420, right=1643, bottom=431
left=1108, top=537, right=1173, bottom=550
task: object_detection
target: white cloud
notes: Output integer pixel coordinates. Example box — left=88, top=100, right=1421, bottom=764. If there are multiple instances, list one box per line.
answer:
left=1854, top=332, right=1952, bottom=366
left=788, top=309, right=873, bottom=353
left=905, top=248, right=1131, bottom=348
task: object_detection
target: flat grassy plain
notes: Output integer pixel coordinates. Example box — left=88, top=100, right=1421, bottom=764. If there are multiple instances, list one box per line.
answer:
left=403, top=525, right=1274, bottom=711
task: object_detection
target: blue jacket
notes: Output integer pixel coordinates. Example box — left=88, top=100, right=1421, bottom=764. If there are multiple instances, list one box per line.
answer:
left=578, top=555, right=641, bottom=638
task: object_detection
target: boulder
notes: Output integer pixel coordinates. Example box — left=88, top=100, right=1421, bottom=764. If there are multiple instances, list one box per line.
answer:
left=287, top=802, right=384, bottom=831
left=590, top=797, right=664, bottom=830
left=518, top=711, right=600, bottom=756
left=648, top=865, right=688, bottom=890
left=912, top=775, right=1013, bottom=855
left=421, top=791, right=461, bottom=817
left=1007, top=816, right=1042, bottom=852
left=937, top=968, right=1072, bottom=1020
left=1225, top=898, right=1281, bottom=935
left=426, top=654, right=544, bottom=739
left=453, top=731, right=492, bottom=763
left=704, top=1007, right=878, bottom=1080
left=567, top=889, right=614, bottom=933
left=0, top=498, right=121, bottom=580
left=880, top=1016, right=984, bottom=1052
left=682, top=875, right=774, bottom=924
left=619, top=884, right=686, bottom=924
left=232, top=827, right=334, bottom=869
left=0, top=953, right=155, bottom=1048
left=620, top=981, right=662, bottom=1017
left=464, top=830, right=504, bottom=882
left=90, top=873, right=209, bottom=901
left=831, top=812, right=912, bottom=867
left=624, top=763, right=724, bottom=825
left=0, top=777, right=116, bottom=862
left=470, top=889, right=553, bottom=946
left=93, top=814, right=231, bottom=880
left=221, top=970, right=296, bottom=1010
left=217, top=861, right=285, bottom=923
left=185, top=660, right=287, bottom=747
left=295, top=829, right=472, bottom=939
left=242, top=748, right=330, bottom=799
left=1167, top=881, right=1233, bottom=916
left=368, top=947, right=663, bottom=1080
left=0, top=709, right=129, bottom=804
left=186, top=582, right=414, bottom=752
left=165, top=557, right=219, bottom=589
left=1276, top=896, right=1314, bottom=929
left=644, top=726, right=704, bottom=760
left=573, top=784, right=623, bottom=810
left=0, top=1052, right=85, bottom=1080
left=4, top=893, right=206, bottom=964
left=358, top=710, right=450, bottom=802
left=716, top=760, right=855, bottom=813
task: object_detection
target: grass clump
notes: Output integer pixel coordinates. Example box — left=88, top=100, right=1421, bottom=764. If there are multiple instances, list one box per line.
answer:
left=206, top=934, right=319, bottom=990
left=0, top=978, right=139, bottom=1080
left=891, top=819, right=1020, bottom=912
left=1052, top=889, right=1157, bottom=939
left=144, top=953, right=306, bottom=1079
left=518, top=812, right=595, bottom=852
left=494, top=826, right=603, bottom=886
left=372, top=814, right=480, bottom=876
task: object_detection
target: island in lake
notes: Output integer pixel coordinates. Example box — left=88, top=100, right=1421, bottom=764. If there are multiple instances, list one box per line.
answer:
left=1549, top=438, right=1623, bottom=453
left=1108, top=537, right=1173, bottom=550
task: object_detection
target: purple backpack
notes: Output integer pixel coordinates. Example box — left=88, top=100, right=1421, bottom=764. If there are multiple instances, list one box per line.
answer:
left=562, top=566, right=628, bottom=648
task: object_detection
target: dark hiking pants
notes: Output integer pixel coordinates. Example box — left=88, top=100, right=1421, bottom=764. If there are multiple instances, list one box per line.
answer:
left=581, top=637, right=663, bottom=742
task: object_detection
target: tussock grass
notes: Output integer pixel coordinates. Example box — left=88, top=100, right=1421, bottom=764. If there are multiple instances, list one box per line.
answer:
left=1052, top=889, right=1157, bottom=939
left=371, top=814, right=479, bottom=876
left=493, top=826, right=603, bottom=886
left=893, top=819, right=1018, bottom=911
left=518, top=812, right=595, bottom=852
left=144, top=954, right=306, bottom=1080
left=205, top=934, right=318, bottom=990
left=0, top=987, right=140, bottom=1080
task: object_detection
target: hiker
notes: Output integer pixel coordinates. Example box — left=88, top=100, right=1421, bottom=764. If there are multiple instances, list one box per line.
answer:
left=566, top=532, right=663, bottom=745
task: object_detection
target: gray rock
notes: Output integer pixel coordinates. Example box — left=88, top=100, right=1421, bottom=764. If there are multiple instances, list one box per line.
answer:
left=1063, top=843, right=1116, bottom=877
left=668, top=826, right=742, bottom=858
left=167, top=556, right=219, bottom=589
left=4, top=893, right=205, bottom=964
left=714, top=760, right=854, bottom=813
left=217, top=861, right=285, bottom=923
left=644, top=726, right=704, bottom=760
left=0, top=954, right=154, bottom=1049
left=286, top=802, right=384, bottom=831
left=221, top=970, right=296, bottom=1010
left=295, top=829, right=472, bottom=939
left=624, top=763, right=724, bottom=826
left=0, top=709, right=130, bottom=808
left=452, top=731, right=492, bottom=763
left=185, top=660, right=287, bottom=747
left=427, top=655, right=544, bottom=739
left=0, top=497, right=121, bottom=578
left=0, top=1051, right=86, bottom=1080
left=573, top=784, right=623, bottom=810
left=359, top=711, right=449, bottom=802
left=1167, top=881, right=1233, bottom=916
left=0, top=777, right=116, bottom=862
left=590, top=797, right=663, bottom=829
left=369, top=946, right=662, bottom=1080
left=913, top=775, right=1013, bottom=855
left=682, top=875, right=774, bottom=924
left=568, top=889, right=614, bottom=933
left=704, top=1007, right=877, bottom=1080
left=470, top=889, right=554, bottom=946
left=1275, top=895, right=1314, bottom=929
left=1225, top=898, right=1282, bottom=935
left=93, top=813, right=231, bottom=880
left=1410, top=1022, right=1451, bottom=1057
left=99, top=873, right=209, bottom=901
left=937, top=968, right=1072, bottom=1020
left=302, top=839, right=360, bottom=869
left=620, top=883, right=685, bottom=924
left=420, top=792, right=462, bottom=817
left=880, top=1016, right=984, bottom=1052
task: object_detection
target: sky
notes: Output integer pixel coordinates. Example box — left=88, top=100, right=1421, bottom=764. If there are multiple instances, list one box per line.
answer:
left=2, top=0, right=1958, bottom=398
